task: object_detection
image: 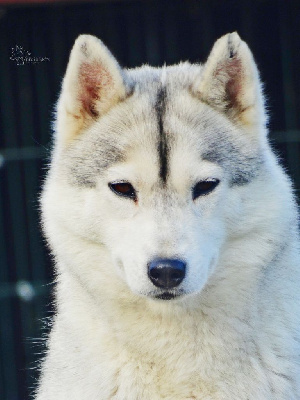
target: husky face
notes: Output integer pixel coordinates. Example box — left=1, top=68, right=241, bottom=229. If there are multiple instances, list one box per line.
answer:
left=43, top=33, right=267, bottom=301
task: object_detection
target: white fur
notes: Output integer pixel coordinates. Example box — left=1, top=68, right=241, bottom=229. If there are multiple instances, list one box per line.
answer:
left=36, top=33, right=300, bottom=399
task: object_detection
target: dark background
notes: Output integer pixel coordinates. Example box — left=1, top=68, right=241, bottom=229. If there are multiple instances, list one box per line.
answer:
left=0, top=0, right=300, bottom=398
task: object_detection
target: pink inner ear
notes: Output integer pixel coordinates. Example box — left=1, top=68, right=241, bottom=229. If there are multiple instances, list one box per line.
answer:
left=78, top=61, right=113, bottom=117
left=215, top=57, right=243, bottom=112
left=226, top=57, right=243, bottom=111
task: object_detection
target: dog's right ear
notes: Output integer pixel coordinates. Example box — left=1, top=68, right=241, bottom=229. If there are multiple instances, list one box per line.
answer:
left=55, top=35, right=126, bottom=146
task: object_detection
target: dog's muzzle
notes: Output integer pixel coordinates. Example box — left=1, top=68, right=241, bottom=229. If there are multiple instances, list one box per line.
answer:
left=147, top=258, right=186, bottom=289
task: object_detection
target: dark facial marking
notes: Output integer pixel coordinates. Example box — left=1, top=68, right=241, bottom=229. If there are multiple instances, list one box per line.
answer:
left=155, top=86, right=168, bottom=183
left=65, top=136, right=126, bottom=188
left=202, top=140, right=262, bottom=186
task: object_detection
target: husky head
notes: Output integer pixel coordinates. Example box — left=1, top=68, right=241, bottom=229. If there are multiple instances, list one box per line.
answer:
left=42, top=33, right=270, bottom=303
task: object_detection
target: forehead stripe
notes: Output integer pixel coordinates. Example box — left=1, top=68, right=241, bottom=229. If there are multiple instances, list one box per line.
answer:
left=155, top=86, right=168, bottom=183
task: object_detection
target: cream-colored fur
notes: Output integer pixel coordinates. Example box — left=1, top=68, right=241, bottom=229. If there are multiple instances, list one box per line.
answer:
left=36, top=33, right=300, bottom=399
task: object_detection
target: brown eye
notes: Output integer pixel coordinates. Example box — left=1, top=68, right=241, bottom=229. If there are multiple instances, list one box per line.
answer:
left=192, top=179, right=220, bottom=200
left=109, top=182, right=137, bottom=200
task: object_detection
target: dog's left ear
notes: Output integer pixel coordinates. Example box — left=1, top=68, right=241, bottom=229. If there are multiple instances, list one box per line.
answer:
left=196, top=32, right=266, bottom=132
left=56, top=34, right=126, bottom=146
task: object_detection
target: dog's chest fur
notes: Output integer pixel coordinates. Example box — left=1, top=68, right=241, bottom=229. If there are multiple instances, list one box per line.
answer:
left=38, top=267, right=299, bottom=400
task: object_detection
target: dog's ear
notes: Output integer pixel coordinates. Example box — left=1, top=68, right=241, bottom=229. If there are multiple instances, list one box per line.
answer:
left=196, top=32, right=266, bottom=132
left=56, top=35, right=126, bottom=146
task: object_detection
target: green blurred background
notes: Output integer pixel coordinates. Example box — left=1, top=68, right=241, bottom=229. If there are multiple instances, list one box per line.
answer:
left=0, top=0, right=299, bottom=398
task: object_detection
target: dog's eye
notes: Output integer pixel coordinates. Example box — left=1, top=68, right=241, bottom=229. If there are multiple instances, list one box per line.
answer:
left=109, top=182, right=137, bottom=200
left=192, top=179, right=220, bottom=200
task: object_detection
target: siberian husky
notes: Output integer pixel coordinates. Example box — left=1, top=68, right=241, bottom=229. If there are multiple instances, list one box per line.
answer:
left=36, top=32, right=300, bottom=399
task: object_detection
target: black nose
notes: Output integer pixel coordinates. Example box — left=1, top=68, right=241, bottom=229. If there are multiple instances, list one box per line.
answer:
left=148, top=258, right=186, bottom=289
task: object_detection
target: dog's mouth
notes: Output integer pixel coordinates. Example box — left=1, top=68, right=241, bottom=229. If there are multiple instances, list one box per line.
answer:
left=155, top=292, right=177, bottom=300
left=150, top=289, right=185, bottom=301
left=140, top=288, right=186, bottom=301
